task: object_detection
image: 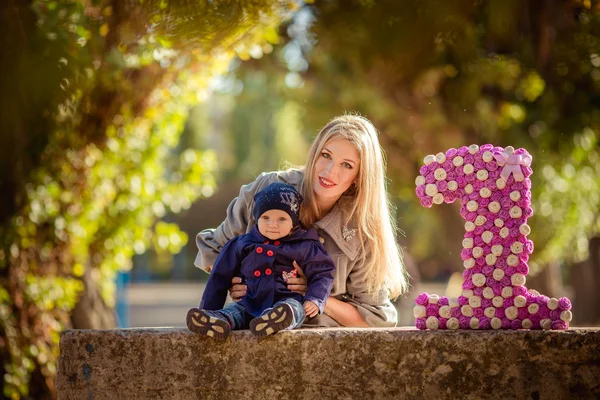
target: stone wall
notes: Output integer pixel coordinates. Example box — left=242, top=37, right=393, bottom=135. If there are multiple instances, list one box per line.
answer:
left=57, top=328, right=600, bottom=399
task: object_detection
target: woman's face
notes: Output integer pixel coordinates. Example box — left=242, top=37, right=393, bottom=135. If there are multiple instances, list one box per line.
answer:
left=312, top=137, right=360, bottom=204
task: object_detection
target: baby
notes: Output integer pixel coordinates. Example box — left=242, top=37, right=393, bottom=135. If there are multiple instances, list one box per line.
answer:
left=186, top=182, right=335, bottom=339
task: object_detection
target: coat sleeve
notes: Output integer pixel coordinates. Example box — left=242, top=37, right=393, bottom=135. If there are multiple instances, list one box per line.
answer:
left=194, top=172, right=275, bottom=273
left=199, top=237, right=243, bottom=311
left=301, top=242, right=335, bottom=315
left=345, top=246, right=398, bottom=327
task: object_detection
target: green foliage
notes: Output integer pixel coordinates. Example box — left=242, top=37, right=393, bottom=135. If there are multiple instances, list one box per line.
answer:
left=0, top=0, right=295, bottom=398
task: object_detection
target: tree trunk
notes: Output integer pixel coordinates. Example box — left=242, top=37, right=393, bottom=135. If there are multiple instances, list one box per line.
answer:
left=571, top=237, right=600, bottom=326
left=71, top=265, right=117, bottom=329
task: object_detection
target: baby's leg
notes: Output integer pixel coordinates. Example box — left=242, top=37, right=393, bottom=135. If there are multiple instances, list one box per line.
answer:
left=186, top=308, right=231, bottom=340
left=249, top=298, right=305, bottom=337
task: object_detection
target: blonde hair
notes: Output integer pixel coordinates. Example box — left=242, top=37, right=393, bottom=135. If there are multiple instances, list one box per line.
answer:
left=300, top=114, right=409, bottom=298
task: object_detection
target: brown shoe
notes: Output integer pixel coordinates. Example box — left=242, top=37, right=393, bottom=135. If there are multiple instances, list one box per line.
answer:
left=249, top=303, right=294, bottom=338
left=186, top=308, right=231, bottom=340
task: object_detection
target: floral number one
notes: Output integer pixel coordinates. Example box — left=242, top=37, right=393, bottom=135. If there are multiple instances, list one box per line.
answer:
left=414, top=144, right=572, bottom=330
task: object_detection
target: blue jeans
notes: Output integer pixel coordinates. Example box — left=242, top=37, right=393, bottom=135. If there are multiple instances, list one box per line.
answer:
left=206, top=298, right=305, bottom=330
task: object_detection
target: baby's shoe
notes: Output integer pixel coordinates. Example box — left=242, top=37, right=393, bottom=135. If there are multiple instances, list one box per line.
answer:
left=186, top=308, right=231, bottom=340
left=250, top=303, right=294, bottom=338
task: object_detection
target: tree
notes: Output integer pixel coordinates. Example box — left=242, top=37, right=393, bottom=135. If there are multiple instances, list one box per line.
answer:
left=0, top=1, right=295, bottom=398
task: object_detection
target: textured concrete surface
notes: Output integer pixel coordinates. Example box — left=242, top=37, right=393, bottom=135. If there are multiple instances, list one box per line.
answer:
left=57, top=327, right=600, bottom=400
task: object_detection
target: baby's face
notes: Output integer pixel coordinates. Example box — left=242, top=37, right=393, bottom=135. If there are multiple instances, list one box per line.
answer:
left=257, top=209, right=293, bottom=240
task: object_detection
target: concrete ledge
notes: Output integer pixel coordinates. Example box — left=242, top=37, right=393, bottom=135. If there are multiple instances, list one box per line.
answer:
left=57, top=328, right=600, bottom=400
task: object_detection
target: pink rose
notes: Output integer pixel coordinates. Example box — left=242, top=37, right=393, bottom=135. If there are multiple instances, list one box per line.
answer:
left=505, top=219, right=517, bottom=228
left=519, top=253, right=529, bottom=263
left=419, top=165, right=429, bottom=176
left=501, top=276, right=512, bottom=286
left=479, top=317, right=491, bottom=330
left=473, top=308, right=484, bottom=318
left=491, top=192, right=503, bottom=202
left=506, top=175, right=515, bottom=185
left=500, top=198, right=514, bottom=209
left=451, top=307, right=461, bottom=318
left=558, top=297, right=572, bottom=311
left=502, top=247, right=512, bottom=257
left=475, top=257, right=486, bottom=267
left=474, top=160, right=486, bottom=170
left=460, top=248, right=472, bottom=260
left=538, top=306, right=550, bottom=319
left=438, top=296, right=450, bottom=306
left=513, top=286, right=526, bottom=296
left=492, top=283, right=503, bottom=295
left=530, top=314, right=541, bottom=324
left=425, top=173, right=435, bottom=184
left=458, top=146, right=469, bottom=156
left=446, top=148, right=458, bottom=158
left=495, top=308, right=506, bottom=318
left=485, top=179, right=496, bottom=189
left=446, top=171, right=456, bottom=180
left=474, top=226, right=485, bottom=235
left=515, top=263, right=529, bottom=275
left=524, top=292, right=536, bottom=304
left=443, top=192, right=457, bottom=203
left=420, top=197, right=433, bottom=208
left=438, top=317, right=448, bottom=330
left=491, top=236, right=502, bottom=246
left=464, top=154, right=475, bottom=164
left=479, top=197, right=490, bottom=207
left=462, top=280, right=475, bottom=290
left=465, top=174, right=476, bottom=183
left=473, top=287, right=483, bottom=297
left=456, top=166, right=465, bottom=176
left=489, top=169, right=500, bottom=179
left=477, top=207, right=487, bottom=216
left=464, top=231, right=474, bottom=238
left=483, top=220, right=493, bottom=230
left=523, top=166, right=533, bottom=178
left=496, top=257, right=508, bottom=269
left=415, top=293, right=430, bottom=306
left=462, top=269, right=473, bottom=280
left=486, top=277, right=496, bottom=287
left=524, top=207, right=533, bottom=217
left=505, top=266, right=516, bottom=277
left=473, top=236, right=485, bottom=247
left=550, top=309, right=561, bottom=320
left=459, top=316, right=471, bottom=329
left=510, top=228, right=520, bottom=238
left=481, top=298, right=492, bottom=308
left=503, top=297, right=513, bottom=308
left=416, top=318, right=427, bottom=330
left=511, top=182, right=524, bottom=191
left=517, top=198, right=530, bottom=208
left=525, top=240, right=534, bottom=254
left=456, top=176, right=467, bottom=187
left=481, top=144, right=493, bottom=151
left=467, top=212, right=477, bottom=221
left=501, top=317, right=511, bottom=329
left=442, top=160, right=453, bottom=171
left=458, top=296, right=469, bottom=306
left=518, top=307, right=529, bottom=320
left=436, top=180, right=448, bottom=192
left=482, top=265, right=494, bottom=276
left=510, top=319, right=522, bottom=330
left=535, top=295, right=549, bottom=306
left=473, top=181, right=484, bottom=191
left=551, top=320, right=567, bottom=330
left=460, top=207, right=468, bottom=219
left=416, top=185, right=426, bottom=198
left=426, top=304, right=440, bottom=317
left=524, top=179, right=532, bottom=189
left=499, top=210, right=510, bottom=220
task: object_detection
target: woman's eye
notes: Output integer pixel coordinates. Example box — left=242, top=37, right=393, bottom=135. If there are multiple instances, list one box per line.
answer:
left=343, top=162, right=353, bottom=169
left=321, top=152, right=331, bottom=159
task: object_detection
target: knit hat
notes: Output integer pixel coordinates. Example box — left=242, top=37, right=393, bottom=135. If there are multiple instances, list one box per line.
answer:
left=253, top=183, right=303, bottom=227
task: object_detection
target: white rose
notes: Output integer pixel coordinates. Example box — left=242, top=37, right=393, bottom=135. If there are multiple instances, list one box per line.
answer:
left=453, top=156, right=464, bottom=167
left=413, top=305, right=427, bottom=318
left=424, top=155, right=436, bottom=165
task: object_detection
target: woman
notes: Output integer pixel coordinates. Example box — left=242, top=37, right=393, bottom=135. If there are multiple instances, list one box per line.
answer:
left=195, top=114, right=409, bottom=327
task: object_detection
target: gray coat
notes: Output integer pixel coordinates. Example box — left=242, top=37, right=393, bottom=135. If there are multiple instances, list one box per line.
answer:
left=195, top=169, right=398, bottom=327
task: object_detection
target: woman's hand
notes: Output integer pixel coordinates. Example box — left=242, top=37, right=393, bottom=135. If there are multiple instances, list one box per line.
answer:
left=287, top=261, right=308, bottom=295
left=303, top=300, right=319, bottom=318
left=228, top=277, right=247, bottom=302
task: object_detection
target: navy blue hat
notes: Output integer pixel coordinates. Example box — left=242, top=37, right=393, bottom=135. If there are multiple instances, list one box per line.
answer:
left=253, top=183, right=303, bottom=227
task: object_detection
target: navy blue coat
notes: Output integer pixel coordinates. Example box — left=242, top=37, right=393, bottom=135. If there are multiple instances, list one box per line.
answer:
left=200, top=225, right=335, bottom=317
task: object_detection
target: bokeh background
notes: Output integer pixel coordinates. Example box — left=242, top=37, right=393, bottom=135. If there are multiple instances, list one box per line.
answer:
left=2, top=0, right=600, bottom=398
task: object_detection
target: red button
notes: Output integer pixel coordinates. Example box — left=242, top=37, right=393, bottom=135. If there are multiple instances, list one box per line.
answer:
left=267, top=250, right=274, bottom=257
left=274, top=241, right=281, bottom=246
left=256, top=247, right=263, bottom=254
left=263, top=240, right=269, bottom=244
left=254, top=270, right=261, bottom=277
left=265, top=268, right=272, bottom=275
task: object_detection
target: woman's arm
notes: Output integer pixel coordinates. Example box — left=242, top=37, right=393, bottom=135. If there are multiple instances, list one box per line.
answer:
left=323, top=297, right=368, bottom=327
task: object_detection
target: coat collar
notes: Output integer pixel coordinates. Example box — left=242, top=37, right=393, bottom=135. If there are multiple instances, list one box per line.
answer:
left=247, top=224, right=319, bottom=243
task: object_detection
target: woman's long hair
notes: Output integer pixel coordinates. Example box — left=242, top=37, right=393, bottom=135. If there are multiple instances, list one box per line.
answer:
left=300, top=114, right=409, bottom=298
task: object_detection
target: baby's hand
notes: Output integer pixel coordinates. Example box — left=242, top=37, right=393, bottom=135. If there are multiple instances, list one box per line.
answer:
left=303, top=300, right=318, bottom=318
